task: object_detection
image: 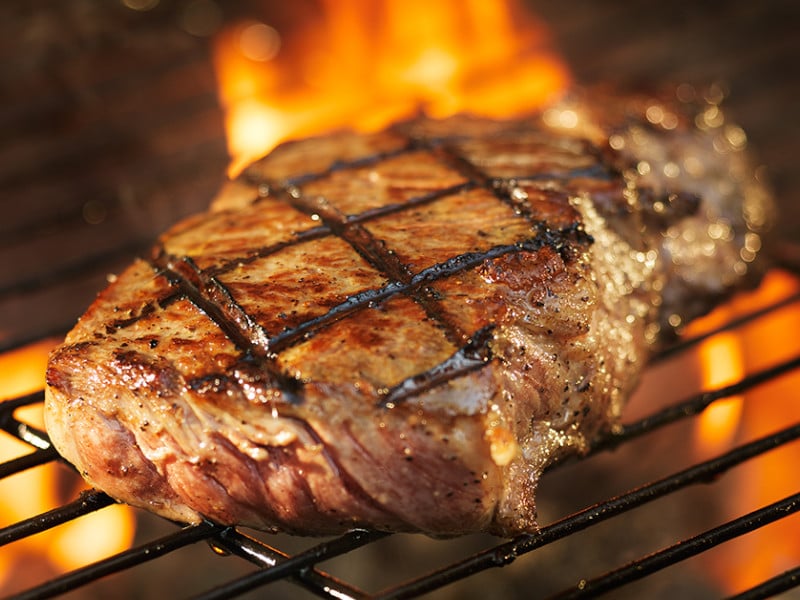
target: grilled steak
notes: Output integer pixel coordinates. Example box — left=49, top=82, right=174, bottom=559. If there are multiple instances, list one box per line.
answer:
left=45, top=87, right=771, bottom=536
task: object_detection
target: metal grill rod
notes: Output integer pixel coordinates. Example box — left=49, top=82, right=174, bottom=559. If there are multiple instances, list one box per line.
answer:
left=193, top=529, right=387, bottom=600
left=549, top=492, right=800, bottom=599
left=0, top=490, right=114, bottom=547
left=652, top=292, right=800, bottom=363
left=209, top=528, right=372, bottom=600
left=0, top=446, right=58, bottom=479
left=727, top=566, right=800, bottom=600
left=0, top=390, right=50, bottom=450
left=590, top=355, right=800, bottom=454
left=15, top=522, right=218, bottom=600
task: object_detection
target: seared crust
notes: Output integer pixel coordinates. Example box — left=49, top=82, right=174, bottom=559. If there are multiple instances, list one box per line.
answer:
left=45, top=89, right=770, bottom=536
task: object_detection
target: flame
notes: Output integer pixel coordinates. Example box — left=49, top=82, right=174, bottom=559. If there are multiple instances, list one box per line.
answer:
left=688, top=313, right=745, bottom=457
left=212, top=0, right=570, bottom=176
left=0, top=340, right=136, bottom=594
left=687, top=270, right=800, bottom=593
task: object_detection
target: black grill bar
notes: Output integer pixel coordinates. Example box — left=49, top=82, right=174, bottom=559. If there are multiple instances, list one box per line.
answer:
left=0, top=390, right=58, bottom=479
left=549, top=492, right=800, bottom=599
left=196, top=529, right=387, bottom=600
left=652, top=292, right=800, bottom=363
left=0, top=446, right=58, bottom=479
left=588, top=355, right=800, bottom=455
left=0, top=390, right=50, bottom=450
left=373, top=422, right=800, bottom=600
left=727, top=566, right=800, bottom=600
left=15, top=523, right=219, bottom=600
left=208, top=528, right=373, bottom=600
left=0, top=391, right=57, bottom=481
left=0, top=490, right=114, bottom=547
left=0, top=390, right=43, bottom=411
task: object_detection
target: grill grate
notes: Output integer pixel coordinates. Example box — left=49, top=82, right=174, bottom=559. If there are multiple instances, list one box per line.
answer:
left=1, top=285, right=799, bottom=599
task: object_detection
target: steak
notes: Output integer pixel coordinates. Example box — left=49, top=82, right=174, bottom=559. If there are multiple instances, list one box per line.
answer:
left=45, top=87, right=771, bottom=536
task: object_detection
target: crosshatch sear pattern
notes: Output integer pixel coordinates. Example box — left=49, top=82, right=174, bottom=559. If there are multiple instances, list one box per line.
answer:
left=43, top=92, right=771, bottom=537
left=158, top=118, right=597, bottom=397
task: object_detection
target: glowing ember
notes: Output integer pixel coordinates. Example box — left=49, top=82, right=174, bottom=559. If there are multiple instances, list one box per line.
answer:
left=212, top=0, right=569, bottom=176
left=0, top=340, right=136, bottom=594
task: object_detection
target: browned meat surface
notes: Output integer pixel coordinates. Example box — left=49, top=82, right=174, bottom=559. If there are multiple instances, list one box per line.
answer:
left=44, top=87, right=771, bottom=536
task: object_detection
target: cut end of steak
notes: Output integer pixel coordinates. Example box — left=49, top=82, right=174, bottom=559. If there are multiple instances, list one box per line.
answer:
left=44, top=86, right=772, bottom=536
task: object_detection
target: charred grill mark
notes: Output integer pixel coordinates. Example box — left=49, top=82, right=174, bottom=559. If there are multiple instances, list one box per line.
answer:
left=533, top=220, right=594, bottom=263
left=184, top=353, right=299, bottom=403
left=105, top=301, right=158, bottom=334
left=154, top=255, right=272, bottom=352
left=419, top=135, right=602, bottom=238
left=427, top=142, right=596, bottom=261
left=186, top=372, right=238, bottom=395
left=504, top=163, right=615, bottom=183
left=204, top=182, right=474, bottom=280
left=346, top=181, right=474, bottom=223
left=428, top=142, right=542, bottom=224
left=103, top=287, right=187, bottom=335
left=240, top=142, right=418, bottom=189
left=206, top=224, right=331, bottom=278
left=274, top=186, right=470, bottom=348
left=285, top=144, right=415, bottom=186
left=268, top=229, right=585, bottom=354
left=378, top=325, right=495, bottom=408
left=156, top=290, right=183, bottom=310
left=146, top=254, right=304, bottom=402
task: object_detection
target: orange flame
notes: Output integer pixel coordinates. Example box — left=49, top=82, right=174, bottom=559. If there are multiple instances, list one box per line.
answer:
left=212, top=0, right=570, bottom=176
left=0, top=340, right=136, bottom=594
left=687, top=270, right=800, bottom=593
left=688, top=312, right=745, bottom=457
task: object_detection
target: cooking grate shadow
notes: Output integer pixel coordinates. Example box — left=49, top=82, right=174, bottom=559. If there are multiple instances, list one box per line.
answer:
left=1, top=285, right=799, bottom=600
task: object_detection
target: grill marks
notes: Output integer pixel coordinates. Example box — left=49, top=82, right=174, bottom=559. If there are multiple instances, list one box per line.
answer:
left=277, top=187, right=469, bottom=348
left=152, top=255, right=271, bottom=355
left=147, top=253, right=304, bottom=400
left=130, top=121, right=600, bottom=405
left=266, top=237, right=564, bottom=355
left=379, top=325, right=496, bottom=408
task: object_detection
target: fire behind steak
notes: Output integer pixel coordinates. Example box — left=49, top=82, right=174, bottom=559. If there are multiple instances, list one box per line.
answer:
left=45, top=88, right=771, bottom=536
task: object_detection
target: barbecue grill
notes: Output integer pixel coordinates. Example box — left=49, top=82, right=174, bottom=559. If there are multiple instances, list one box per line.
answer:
left=2, top=285, right=800, bottom=599
left=1, top=1, right=799, bottom=598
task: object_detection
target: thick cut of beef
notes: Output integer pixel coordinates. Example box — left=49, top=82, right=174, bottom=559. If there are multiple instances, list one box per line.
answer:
left=45, top=88, right=772, bottom=536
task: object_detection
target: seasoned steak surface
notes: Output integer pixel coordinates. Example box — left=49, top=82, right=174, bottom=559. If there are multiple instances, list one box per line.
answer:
left=45, top=88, right=770, bottom=535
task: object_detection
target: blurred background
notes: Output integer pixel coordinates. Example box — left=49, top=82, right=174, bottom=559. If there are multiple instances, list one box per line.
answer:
left=0, top=2, right=798, bottom=598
